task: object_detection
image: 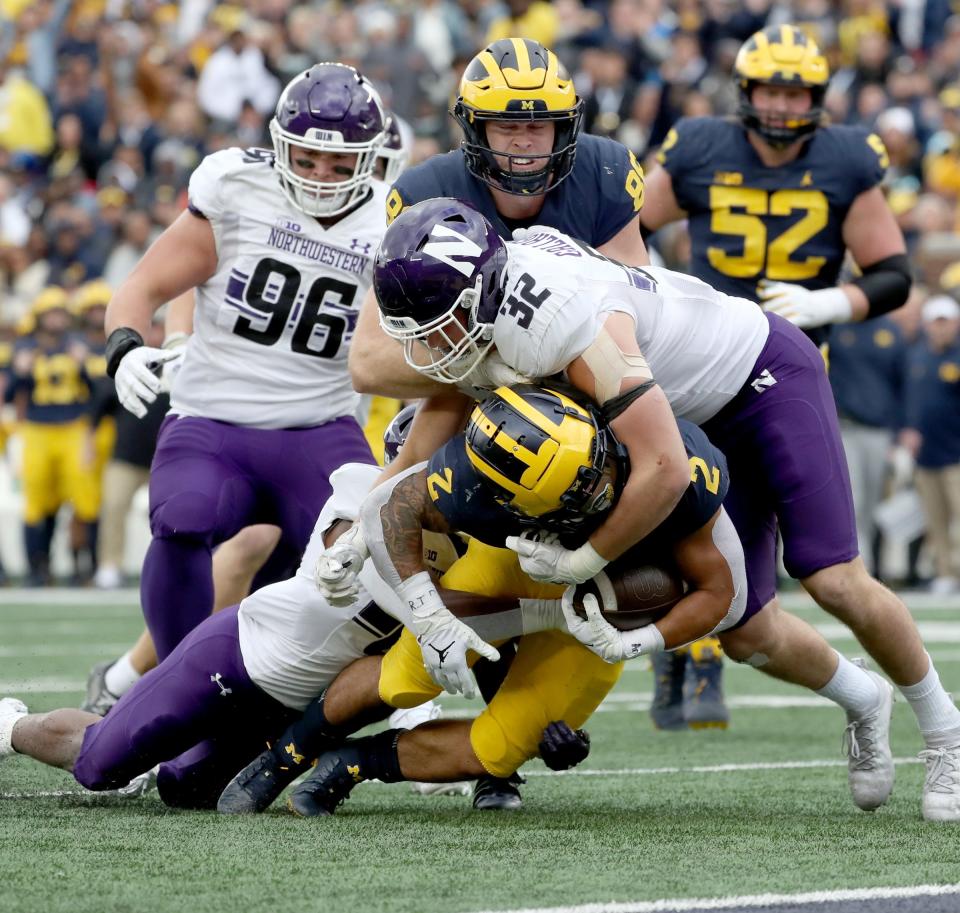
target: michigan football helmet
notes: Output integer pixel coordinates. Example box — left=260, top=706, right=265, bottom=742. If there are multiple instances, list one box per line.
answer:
left=734, top=25, right=829, bottom=147
left=72, top=279, right=112, bottom=320
left=377, top=112, right=411, bottom=185
left=374, top=198, right=507, bottom=383
left=269, top=64, right=386, bottom=218
left=465, top=385, right=623, bottom=535
left=382, top=403, right=418, bottom=465
left=452, top=38, right=584, bottom=195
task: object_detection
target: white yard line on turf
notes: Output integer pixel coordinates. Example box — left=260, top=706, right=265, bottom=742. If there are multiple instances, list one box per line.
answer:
left=466, top=883, right=960, bottom=913
left=0, top=588, right=140, bottom=604
left=0, top=644, right=133, bottom=657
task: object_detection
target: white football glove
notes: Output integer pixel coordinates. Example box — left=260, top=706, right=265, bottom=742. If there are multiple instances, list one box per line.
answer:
left=114, top=346, right=181, bottom=418
left=758, top=281, right=852, bottom=329
left=397, top=572, right=500, bottom=700
left=157, top=332, right=188, bottom=394
left=560, top=590, right=665, bottom=663
left=506, top=534, right=608, bottom=585
left=454, top=350, right=532, bottom=397
left=314, top=523, right=368, bottom=607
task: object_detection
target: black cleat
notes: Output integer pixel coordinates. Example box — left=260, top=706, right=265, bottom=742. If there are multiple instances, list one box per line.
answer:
left=472, top=772, right=524, bottom=811
left=650, top=650, right=688, bottom=731
left=286, top=750, right=361, bottom=818
left=217, top=747, right=301, bottom=814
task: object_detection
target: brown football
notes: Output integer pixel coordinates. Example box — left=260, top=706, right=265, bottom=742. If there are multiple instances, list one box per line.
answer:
left=572, top=561, right=686, bottom=631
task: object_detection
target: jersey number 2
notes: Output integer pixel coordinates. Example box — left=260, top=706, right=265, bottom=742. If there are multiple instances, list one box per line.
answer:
left=707, top=187, right=828, bottom=281
left=233, top=257, right=354, bottom=358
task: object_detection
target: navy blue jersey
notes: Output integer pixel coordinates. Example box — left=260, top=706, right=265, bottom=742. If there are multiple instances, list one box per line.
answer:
left=387, top=134, right=643, bottom=245
left=828, top=318, right=906, bottom=430
left=426, top=419, right=728, bottom=557
left=658, top=117, right=887, bottom=342
left=7, top=336, right=91, bottom=424
left=905, top=339, right=960, bottom=468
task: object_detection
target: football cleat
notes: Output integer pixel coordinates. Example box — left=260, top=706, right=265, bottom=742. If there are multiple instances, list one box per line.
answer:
left=920, top=744, right=960, bottom=822
left=841, top=664, right=895, bottom=811
left=472, top=772, right=524, bottom=811
left=286, top=750, right=361, bottom=817
left=650, top=650, right=687, bottom=730
left=217, top=745, right=302, bottom=814
left=0, top=697, right=27, bottom=758
left=684, top=637, right=729, bottom=729
left=81, top=659, right=120, bottom=717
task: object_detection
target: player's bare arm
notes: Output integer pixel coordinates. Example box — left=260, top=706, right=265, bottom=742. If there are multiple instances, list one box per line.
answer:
left=376, top=468, right=452, bottom=580
left=350, top=287, right=455, bottom=397
left=658, top=509, right=739, bottom=649
left=566, top=313, right=689, bottom=561
left=596, top=214, right=651, bottom=267
left=636, top=166, right=686, bottom=234
left=839, top=186, right=910, bottom=321
left=105, top=210, right=217, bottom=338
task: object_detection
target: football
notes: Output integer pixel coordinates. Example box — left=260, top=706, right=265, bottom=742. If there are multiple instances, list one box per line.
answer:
left=571, top=561, right=686, bottom=631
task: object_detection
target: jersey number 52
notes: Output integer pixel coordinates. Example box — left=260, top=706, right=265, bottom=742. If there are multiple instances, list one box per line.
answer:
left=708, top=187, right=828, bottom=281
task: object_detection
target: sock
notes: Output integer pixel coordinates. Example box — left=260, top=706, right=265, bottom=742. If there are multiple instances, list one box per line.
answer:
left=271, top=691, right=393, bottom=770
left=898, top=653, right=960, bottom=747
left=104, top=652, right=141, bottom=698
left=344, top=729, right=405, bottom=783
left=816, top=652, right=881, bottom=717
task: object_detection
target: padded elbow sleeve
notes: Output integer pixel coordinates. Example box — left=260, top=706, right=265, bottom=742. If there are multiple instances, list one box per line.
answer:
left=851, top=254, right=912, bottom=318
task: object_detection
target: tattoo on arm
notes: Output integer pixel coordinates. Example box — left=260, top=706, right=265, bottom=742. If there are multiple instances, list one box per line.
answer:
left=379, top=470, right=452, bottom=579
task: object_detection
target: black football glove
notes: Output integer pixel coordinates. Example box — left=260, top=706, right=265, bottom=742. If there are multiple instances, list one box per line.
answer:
left=538, top=720, right=591, bottom=771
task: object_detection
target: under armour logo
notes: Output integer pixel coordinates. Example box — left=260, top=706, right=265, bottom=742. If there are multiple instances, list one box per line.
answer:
left=750, top=369, right=777, bottom=393
left=210, top=673, right=232, bottom=696
left=350, top=238, right=372, bottom=254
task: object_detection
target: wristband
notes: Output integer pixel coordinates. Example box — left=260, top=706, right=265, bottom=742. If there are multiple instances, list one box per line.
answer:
left=622, top=624, right=666, bottom=660
left=105, top=327, right=145, bottom=378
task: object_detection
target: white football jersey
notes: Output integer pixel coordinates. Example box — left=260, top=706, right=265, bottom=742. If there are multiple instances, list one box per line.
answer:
left=236, top=462, right=463, bottom=710
left=237, top=463, right=407, bottom=710
left=172, top=147, right=389, bottom=429
left=492, top=227, right=770, bottom=424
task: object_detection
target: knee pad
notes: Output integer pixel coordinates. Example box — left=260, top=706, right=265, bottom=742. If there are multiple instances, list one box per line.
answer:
left=150, top=491, right=220, bottom=541
left=378, top=631, right=442, bottom=709
left=470, top=712, right=522, bottom=779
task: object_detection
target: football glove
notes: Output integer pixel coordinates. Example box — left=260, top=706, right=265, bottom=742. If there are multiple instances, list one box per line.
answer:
left=758, top=281, right=852, bottom=329
left=115, top=346, right=181, bottom=418
left=314, top=523, right=368, bottom=607
left=506, top=534, right=608, bottom=585
left=560, top=591, right=665, bottom=663
left=397, top=572, right=499, bottom=700
left=538, top=721, right=591, bottom=771
left=157, top=332, right=188, bottom=394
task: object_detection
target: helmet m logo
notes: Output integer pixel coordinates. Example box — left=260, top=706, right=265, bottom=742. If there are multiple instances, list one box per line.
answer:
left=521, top=100, right=534, bottom=110
left=421, top=225, right=482, bottom=278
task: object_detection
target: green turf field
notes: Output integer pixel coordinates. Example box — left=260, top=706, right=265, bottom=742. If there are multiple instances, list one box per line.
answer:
left=1, top=592, right=959, bottom=913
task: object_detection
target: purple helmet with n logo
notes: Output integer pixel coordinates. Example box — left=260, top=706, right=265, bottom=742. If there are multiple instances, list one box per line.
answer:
left=373, top=198, right=507, bottom=383
left=377, top=112, right=411, bottom=185
left=269, top=63, right=386, bottom=217
left=382, top=403, right=418, bottom=465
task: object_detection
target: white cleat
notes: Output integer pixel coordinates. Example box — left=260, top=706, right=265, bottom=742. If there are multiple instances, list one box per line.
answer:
left=842, top=667, right=895, bottom=811
left=0, top=698, right=28, bottom=758
left=920, top=745, right=960, bottom=822
left=389, top=700, right=440, bottom=730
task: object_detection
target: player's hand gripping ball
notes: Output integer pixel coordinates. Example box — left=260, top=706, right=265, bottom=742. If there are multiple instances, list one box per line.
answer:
left=570, top=561, right=685, bottom=631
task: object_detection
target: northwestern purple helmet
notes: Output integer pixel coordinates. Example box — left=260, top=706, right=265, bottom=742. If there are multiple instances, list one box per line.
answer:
left=269, top=64, right=386, bottom=217
left=374, top=198, right=507, bottom=383
left=377, top=112, right=410, bottom=184
left=382, top=403, right=418, bottom=465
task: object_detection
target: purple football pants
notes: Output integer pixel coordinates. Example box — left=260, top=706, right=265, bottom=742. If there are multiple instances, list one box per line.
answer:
left=142, top=414, right=373, bottom=659
left=73, top=606, right=298, bottom=809
left=702, top=313, right=859, bottom=626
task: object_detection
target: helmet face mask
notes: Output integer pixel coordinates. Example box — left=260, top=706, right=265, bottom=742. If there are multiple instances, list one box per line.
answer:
left=374, top=199, right=507, bottom=384
left=270, top=64, right=386, bottom=217
left=734, top=25, right=829, bottom=148
left=465, top=385, right=625, bottom=536
left=452, top=38, right=584, bottom=196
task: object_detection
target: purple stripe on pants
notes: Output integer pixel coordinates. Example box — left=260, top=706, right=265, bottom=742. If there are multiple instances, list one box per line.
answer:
left=703, top=313, right=859, bottom=626
left=73, top=606, right=298, bottom=808
left=142, top=414, right=374, bottom=659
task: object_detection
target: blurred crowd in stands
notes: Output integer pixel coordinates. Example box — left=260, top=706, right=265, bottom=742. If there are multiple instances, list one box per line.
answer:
left=0, top=0, right=958, bottom=589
